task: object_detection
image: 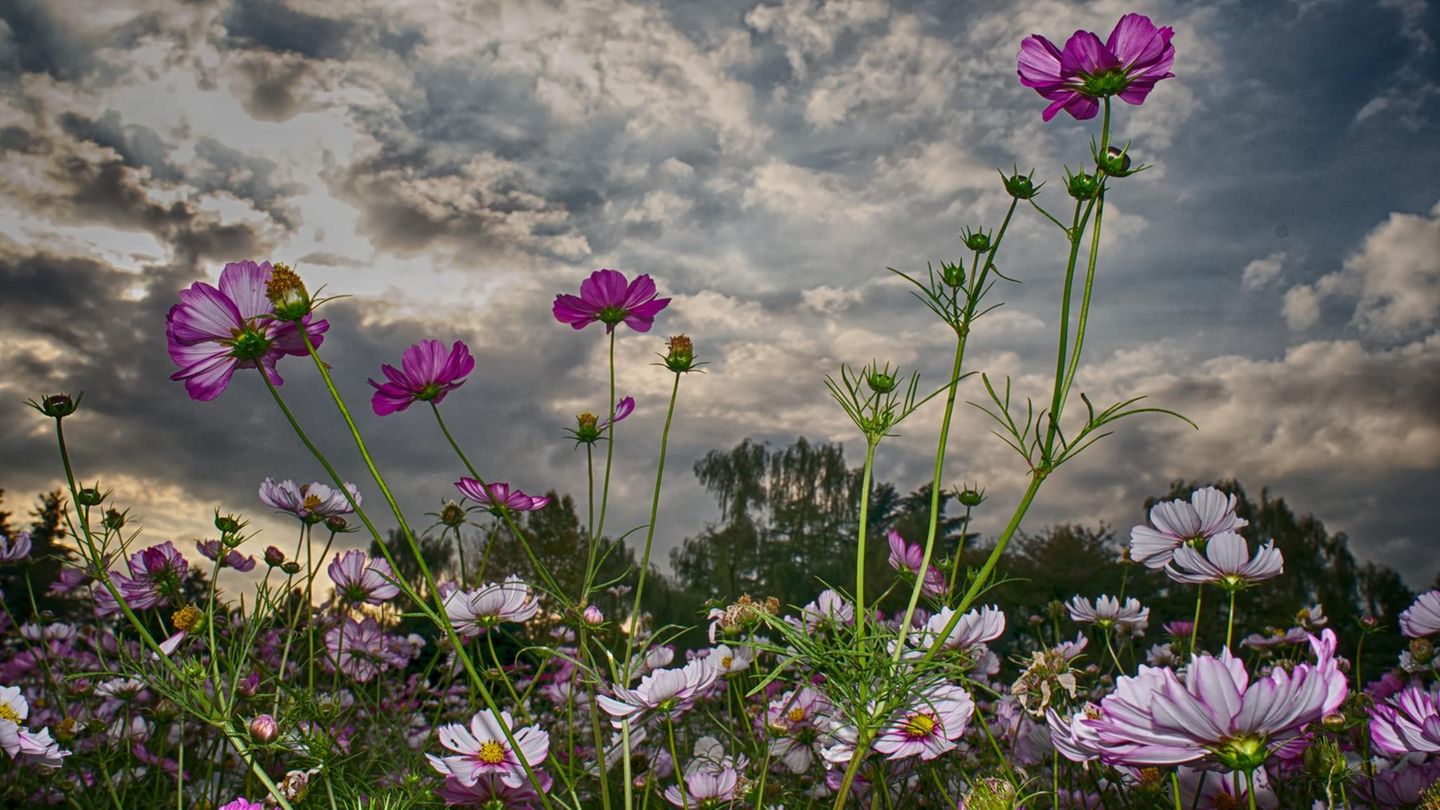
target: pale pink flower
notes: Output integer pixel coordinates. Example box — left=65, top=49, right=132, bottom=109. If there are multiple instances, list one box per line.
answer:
left=1401, top=590, right=1440, bottom=638
left=426, top=709, right=549, bottom=789
left=327, top=550, right=400, bottom=605
left=1129, top=487, right=1246, bottom=569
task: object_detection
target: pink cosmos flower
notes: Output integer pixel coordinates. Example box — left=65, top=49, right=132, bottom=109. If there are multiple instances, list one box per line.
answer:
left=910, top=605, right=1005, bottom=654
left=873, top=683, right=975, bottom=762
left=800, top=589, right=855, bottom=632
left=324, top=617, right=405, bottom=682
left=0, top=532, right=31, bottom=563
left=1401, top=590, right=1440, bottom=638
left=369, top=339, right=476, bottom=416
left=259, top=478, right=360, bottom=524
left=454, top=479, right=550, bottom=515
left=218, top=800, right=265, bottom=810
left=426, top=708, right=549, bottom=789
left=1177, top=766, right=1278, bottom=810
left=597, top=660, right=718, bottom=726
left=1356, top=757, right=1440, bottom=807
left=166, top=260, right=329, bottom=401
left=1066, top=594, right=1149, bottom=634
left=765, top=687, right=832, bottom=774
left=0, top=684, right=69, bottom=768
left=885, top=530, right=947, bottom=597
left=444, top=576, right=540, bottom=637
left=1086, top=630, right=1346, bottom=770
left=663, top=765, right=741, bottom=807
left=1129, top=487, right=1247, bottom=570
left=195, top=540, right=256, bottom=572
left=552, top=268, right=670, bottom=333
left=327, top=550, right=400, bottom=606
left=96, top=541, right=189, bottom=615
left=1017, top=13, right=1176, bottom=122
left=1165, top=533, right=1283, bottom=589
left=435, top=772, right=551, bottom=808
left=1370, top=684, right=1440, bottom=755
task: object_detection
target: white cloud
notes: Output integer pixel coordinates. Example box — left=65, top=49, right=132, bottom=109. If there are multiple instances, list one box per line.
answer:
left=1241, top=251, right=1286, bottom=290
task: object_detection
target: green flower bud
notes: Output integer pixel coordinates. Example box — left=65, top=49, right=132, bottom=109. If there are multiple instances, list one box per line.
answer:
left=1099, top=146, right=1135, bottom=177
left=76, top=487, right=105, bottom=507
left=866, top=366, right=899, bottom=394
left=957, top=486, right=984, bottom=508
left=961, top=227, right=991, bottom=253
left=1002, top=170, right=1038, bottom=200
left=1066, top=170, right=1100, bottom=200
left=940, top=262, right=966, bottom=288
left=215, top=512, right=242, bottom=535
left=35, top=393, right=80, bottom=419
left=280, top=561, right=302, bottom=576
left=102, top=508, right=127, bottom=531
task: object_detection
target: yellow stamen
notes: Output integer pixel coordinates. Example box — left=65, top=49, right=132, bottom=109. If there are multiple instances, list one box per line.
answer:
left=786, top=707, right=806, bottom=723
left=903, top=713, right=936, bottom=738
left=0, top=703, right=20, bottom=723
left=475, top=740, right=506, bottom=765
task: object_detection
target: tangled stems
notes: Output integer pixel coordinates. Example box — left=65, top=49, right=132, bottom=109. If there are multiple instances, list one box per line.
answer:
left=259, top=364, right=556, bottom=808
left=623, top=370, right=682, bottom=676
left=48, top=415, right=297, bottom=810
left=892, top=198, right=1020, bottom=660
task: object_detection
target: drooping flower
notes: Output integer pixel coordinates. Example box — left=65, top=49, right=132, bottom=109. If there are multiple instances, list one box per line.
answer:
left=1370, top=684, right=1440, bottom=755
left=885, top=530, right=947, bottom=597
left=1129, top=487, right=1247, bottom=570
left=1401, top=590, right=1440, bottom=638
left=96, top=541, right=189, bottom=615
left=326, top=550, right=400, bottom=606
left=1067, top=594, right=1149, bottom=634
left=195, top=540, right=256, bottom=572
left=444, top=577, right=541, bottom=637
left=454, top=479, right=550, bottom=516
left=597, top=660, right=718, bottom=726
left=1017, top=13, right=1177, bottom=122
left=0, top=532, right=31, bottom=563
left=1165, top=533, right=1283, bottom=590
left=426, top=709, right=549, bottom=789
left=552, top=268, right=671, bottom=333
left=369, top=339, right=476, bottom=416
left=0, top=684, right=69, bottom=767
left=873, top=683, right=975, bottom=761
left=166, top=260, right=330, bottom=401
left=259, top=478, right=360, bottom=524
left=1086, top=630, right=1347, bottom=769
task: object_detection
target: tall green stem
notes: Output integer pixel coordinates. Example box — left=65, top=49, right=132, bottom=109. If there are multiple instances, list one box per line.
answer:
left=623, top=371, right=682, bottom=674
left=853, top=440, right=878, bottom=639
left=592, top=331, right=618, bottom=567
left=1226, top=589, right=1238, bottom=650
left=1190, top=585, right=1204, bottom=653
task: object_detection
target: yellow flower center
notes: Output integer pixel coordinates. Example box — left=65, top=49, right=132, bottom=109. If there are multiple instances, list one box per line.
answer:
left=475, top=741, right=506, bottom=765
left=786, top=707, right=806, bottom=723
left=721, top=656, right=733, bottom=670
left=302, top=494, right=323, bottom=510
left=903, top=712, right=936, bottom=738
left=173, top=605, right=204, bottom=633
left=0, top=703, right=20, bottom=724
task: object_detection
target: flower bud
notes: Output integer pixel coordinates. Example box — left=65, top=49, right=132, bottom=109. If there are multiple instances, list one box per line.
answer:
left=1002, top=170, right=1038, bottom=200
left=1361, top=614, right=1379, bottom=630
left=102, top=508, right=127, bottom=531
left=663, top=334, right=697, bottom=372
left=76, top=487, right=105, bottom=507
left=1411, top=637, right=1435, bottom=666
left=215, top=512, right=242, bottom=535
left=957, top=487, right=983, bottom=508
left=280, top=561, right=302, bottom=576
left=265, top=263, right=312, bottom=321
left=1099, top=145, right=1134, bottom=177
left=250, top=713, right=279, bottom=743
left=1321, top=711, right=1346, bottom=730
left=573, top=412, right=601, bottom=444
left=440, top=501, right=467, bottom=528
left=325, top=515, right=350, bottom=534
left=940, top=261, right=965, bottom=288
left=238, top=671, right=260, bottom=697
left=263, top=546, right=286, bottom=568
left=866, top=365, right=899, bottom=394
left=1066, top=170, right=1100, bottom=200
left=582, top=605, right=604, bottom=627
left=961, top=227, right=991, bottom=253
left=36, top=393, right=80, bottom=419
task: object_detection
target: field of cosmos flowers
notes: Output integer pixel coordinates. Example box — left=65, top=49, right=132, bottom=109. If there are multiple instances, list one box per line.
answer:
left=1, top=11, right=1437, bottom=810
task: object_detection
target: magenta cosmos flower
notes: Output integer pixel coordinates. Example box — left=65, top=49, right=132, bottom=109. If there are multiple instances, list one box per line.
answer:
left=1130, top=486, right=1247, bottom=570
left=1085, top=630, right=1346, bottom=770
left=886, top=529, right=946, bottom=597
left=454, top=479, right=549, bottom=515
left=166, top=260, right=329, bottom=401
left=369, top=339, right=475, bottom=416
left=1017, top=13, right=1176, bottom=122
left=552, top=268, right=670, bottom=333
left=427, top=708, right=549, bottom=789
left=96, top=541, right=189, bottom=615
left=1401, top=589, right=1440, bottom=638
left=1370, top=684, right=1440, bottom=755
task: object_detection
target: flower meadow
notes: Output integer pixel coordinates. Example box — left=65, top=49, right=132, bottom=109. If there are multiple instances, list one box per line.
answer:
left=2, top=12, right=1438, bottom=810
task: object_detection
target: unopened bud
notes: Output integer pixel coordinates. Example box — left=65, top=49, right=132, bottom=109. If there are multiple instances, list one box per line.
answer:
left=1321, top=712, right=1346, bottom=730
left=1066, top=170, right=1100, bottom=200
left=1361, top=614, right=1379, bottom=630
left=1002, top=170, right=1038, bottom=200
left=32, top=393, right=80, bottom=419
left=280, top=561, right=302, bottom=576
left=1411, top=637, right=1435, bottom=666
left=264, top=546, right=286, bottom=568
left=250, top=714, right=279, bottom=743
left=76, top=487, right=105, bottom=507
left=325, top=515, right=349, bottom=534
left=238, top=671, right=260, bottom=697
left=957, top=487, right=984, bottom=508
left=866, top=364, right=899, bottom=394
left=1098, top=145, right=1135, bottom=177
left=582, top=605, right=604, bottom=627
left=663, top=334, right=697, bottom=372
left=940, top=261, right=966, bottom=288
left=102, top=509, right=126, bottom=531
left=961, top=227, right=991, bottom=253
left=215, top=513, right=242, bottom=534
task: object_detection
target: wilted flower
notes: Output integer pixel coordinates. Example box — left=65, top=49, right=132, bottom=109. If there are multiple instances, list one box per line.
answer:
left=259, top=478, right=360, bottom=524
left=1067, top=594, right=1149, bottom=634
left=553, top=268, right=670, bottom=333
left=166, top=260, right=330, bottom=401
left=1370, top=684, right=1440, bottom=755
left=368, top=339, right=476, bottom=416
left=1129, top=487, right=1247, bottom=570
left=1165, top=533, right=1283, bottom=590
left=886, top=530, right=947, bottom=597
left=1086, top=630, right=1346, bottom=769
left=327, top=550, right=400, bottom=606
left=1017, top=13, right=1177, bottom=122
left=454, top=479, right=550, bottom=515
left=1012, top=646, right=1083, bottom=716
left=874, top=683, right=975, bottom=762
left=427, top=708, right=549, bottom=789
left=444, top=577, right=540, bottom=637
left=1401, top=590, right=1440, bottom=638
left=0, top=532, right=31, bottom=563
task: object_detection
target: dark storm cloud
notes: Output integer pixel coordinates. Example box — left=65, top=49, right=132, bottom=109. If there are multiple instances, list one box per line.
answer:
left=222, top=0, right=358, bottom=61
left=228, top=50, right=317, bottom=122
left=0, top=0, right=92, bottom=79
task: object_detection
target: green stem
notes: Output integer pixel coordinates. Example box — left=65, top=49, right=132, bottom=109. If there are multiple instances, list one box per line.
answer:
left=1190, top=585, right=1204, bottom=654
left=1245, top=769, right=1258, bottom=810
left=946, top=505, right=972, bottom=600
left=592, top=331, right=618, bottom=572
left=623, top=371, right=682, bottom=675
left=1226, top=589, right=1237, bottom=650
left=666, top=718, right=689, bottom=810
left=1172, top=771, right=1183, bottom=810
left=854, top=439, right=878, bottom=640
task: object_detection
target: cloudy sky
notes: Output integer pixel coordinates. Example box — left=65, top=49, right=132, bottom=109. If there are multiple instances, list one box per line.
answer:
left=1, top=0, right=1438, bottom=593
